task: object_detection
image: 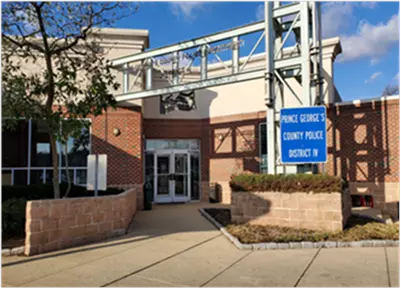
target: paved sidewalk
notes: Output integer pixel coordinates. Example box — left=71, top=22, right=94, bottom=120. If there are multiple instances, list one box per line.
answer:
left=2, top=203, right=399, bottom=287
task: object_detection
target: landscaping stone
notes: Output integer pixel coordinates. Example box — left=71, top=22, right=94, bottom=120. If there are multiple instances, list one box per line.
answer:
left=2, top=249, right=11, bottom=257
left=372, top=240, right=387, bottom=247
left=265, top=242, right=278, bottom=249
left=252, top=243, right=266, bottom=250
left=349, top=241, right=363, bottom=247
left=277, top=243, right=289, bottom=249
left=10, top=246, right=25, bottom=255
left=289, top=242, right=302, bottom=249
left=324, top=241, right=337, bottom=248
left=360, top=240, right=374, bottom=247
left=336, top=241, right=351, bottom=248
left=301, top=242, right=314, bottom=249
left=313, top=242, right=325, bottom=248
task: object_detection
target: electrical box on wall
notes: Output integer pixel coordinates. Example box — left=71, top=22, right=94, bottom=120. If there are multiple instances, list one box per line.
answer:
left=87, top=154, right=107, bottom=192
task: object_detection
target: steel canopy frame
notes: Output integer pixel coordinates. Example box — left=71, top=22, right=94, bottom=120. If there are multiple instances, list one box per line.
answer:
left=111, top=1, right=323, bottom=175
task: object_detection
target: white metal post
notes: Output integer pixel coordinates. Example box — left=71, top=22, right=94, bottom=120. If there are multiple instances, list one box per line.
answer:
left=301, top=2, right=311, bottom=107
left=200, top=45, right=208, bottom=80
left=265, top=2, right=276, bottom=175
left=146, top=58, right=153, bottom=90
left=173, top=51, right=179, bottom=85
left=123, top=63, right=129, bottom=93
left=232, top=36, right=239, bottom=74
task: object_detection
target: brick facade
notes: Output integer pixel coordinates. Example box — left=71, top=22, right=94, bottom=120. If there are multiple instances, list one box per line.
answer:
left=143, top=111, right=266, bottom=203
left=25, top=188, right=137, bottom=256
left=91, top=106, right=144, bottom=209
left=143, top=98, right=399, bottom=217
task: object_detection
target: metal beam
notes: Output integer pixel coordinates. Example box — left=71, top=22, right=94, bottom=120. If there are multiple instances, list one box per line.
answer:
left=115, top=69, right=265, bottom=102
left=111, top=3, right=302, bottom=67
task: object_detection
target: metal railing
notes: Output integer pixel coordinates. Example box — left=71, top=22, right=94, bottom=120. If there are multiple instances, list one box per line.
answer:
left=2, top=167, right=87, bottom=186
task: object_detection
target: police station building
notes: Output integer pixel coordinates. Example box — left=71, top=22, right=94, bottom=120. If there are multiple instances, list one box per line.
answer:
left=2, top=26, right=399, bottom=219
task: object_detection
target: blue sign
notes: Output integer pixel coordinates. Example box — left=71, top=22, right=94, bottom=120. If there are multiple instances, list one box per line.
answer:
left=280, top=106, right=327, bottom=164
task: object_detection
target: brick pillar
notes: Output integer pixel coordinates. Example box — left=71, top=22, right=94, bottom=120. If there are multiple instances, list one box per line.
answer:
left=91, top=106, right=144, bottom=210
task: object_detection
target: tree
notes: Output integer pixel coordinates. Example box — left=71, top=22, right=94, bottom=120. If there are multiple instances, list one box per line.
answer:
left=382, top=84, right=399, bottom=96
left=2, top=2, right=138, bottom=198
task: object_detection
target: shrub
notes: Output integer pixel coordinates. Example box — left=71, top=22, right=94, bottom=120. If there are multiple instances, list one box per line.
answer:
left=2, top=198, right=27, bottom=239
left=2, top=183, right=124, bottom=202
left=229, top=173, right=346, bottom=193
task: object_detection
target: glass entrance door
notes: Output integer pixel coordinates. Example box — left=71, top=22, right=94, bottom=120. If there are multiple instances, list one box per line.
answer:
left=154, top=151, right=190, bottom=203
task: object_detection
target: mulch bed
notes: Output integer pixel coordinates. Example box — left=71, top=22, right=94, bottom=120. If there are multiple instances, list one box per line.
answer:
left=204, top=208, right=399, bottom=244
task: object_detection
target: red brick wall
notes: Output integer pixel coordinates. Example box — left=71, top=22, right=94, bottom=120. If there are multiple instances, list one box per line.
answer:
left=91, top=106, right=144, bottom=209
left=144, top=98, right=399, bottom=212
left=325, top=98, right=399, bottom=216
left=25, top=188, right=137, bottom=256
left=144, top=112, right=266, bottom=203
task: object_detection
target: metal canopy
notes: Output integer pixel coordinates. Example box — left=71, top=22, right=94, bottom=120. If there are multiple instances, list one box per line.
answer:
left=111, top=1, right=323, bottom=175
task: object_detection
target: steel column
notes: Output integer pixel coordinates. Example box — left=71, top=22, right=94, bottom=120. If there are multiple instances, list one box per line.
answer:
left=146, top=58, right=153, bottom=90
left=300, top=2, right=311, bottom=107
left=232, top=36, right=239, bottom=74
left=200, top=45, right=208, bottom=80
left=265, top=2, right=276, bottom=175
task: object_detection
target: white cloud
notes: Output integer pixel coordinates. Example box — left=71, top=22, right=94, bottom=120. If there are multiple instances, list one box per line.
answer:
left=338, top=14, right=399, bottom=63
left=393, top=72, right=400, bottom=82
left=321, top=2, right=355, bottom=38
left=169, top=2, right=204, bottom=21
left=364, top=72, right=382, bottom=84
left=256, top=4, right=264, bottom=21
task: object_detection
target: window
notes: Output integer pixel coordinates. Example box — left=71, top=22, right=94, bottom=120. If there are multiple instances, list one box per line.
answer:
left=2, top=119, right=91, bottom=186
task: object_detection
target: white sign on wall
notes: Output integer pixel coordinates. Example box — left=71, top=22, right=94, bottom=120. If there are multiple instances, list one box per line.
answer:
left=87, top=154, right=107, bottom=193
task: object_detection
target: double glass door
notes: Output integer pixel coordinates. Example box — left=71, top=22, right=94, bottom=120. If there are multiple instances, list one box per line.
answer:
left=155, top=151, right=190, bottom=203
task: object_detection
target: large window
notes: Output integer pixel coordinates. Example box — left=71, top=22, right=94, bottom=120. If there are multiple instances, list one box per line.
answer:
left=259, top=123, right=268, bottom=173
left=2, top=119, right=91, bottom=186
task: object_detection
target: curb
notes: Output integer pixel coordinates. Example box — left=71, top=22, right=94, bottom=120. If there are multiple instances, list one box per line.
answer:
left=2, top=246, right=25, bottom=257
left=199, top=208, right=399, bottom=250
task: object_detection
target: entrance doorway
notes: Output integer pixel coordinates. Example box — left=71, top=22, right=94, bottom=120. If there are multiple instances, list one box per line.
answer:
left=145, top=140, right=200, bottom=203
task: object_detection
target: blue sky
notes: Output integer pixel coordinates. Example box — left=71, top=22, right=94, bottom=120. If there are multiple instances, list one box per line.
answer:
left=115, top=1, right=400, bottom=101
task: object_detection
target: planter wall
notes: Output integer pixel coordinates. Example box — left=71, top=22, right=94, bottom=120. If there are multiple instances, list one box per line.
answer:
left=231, top=189, right=351, bottom=232
left=24, top=188, right=137, bottom=256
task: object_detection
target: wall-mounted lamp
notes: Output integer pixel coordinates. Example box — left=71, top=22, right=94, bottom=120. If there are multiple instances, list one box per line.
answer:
left=218, top=135, right=224, bottom=141
left=113, top=128, right=121, bottom=137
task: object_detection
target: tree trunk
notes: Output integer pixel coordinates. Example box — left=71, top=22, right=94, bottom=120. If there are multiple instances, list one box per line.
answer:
left=49, top=134, right=61, bottom=199
left=63, top=143, right=72, bottom=198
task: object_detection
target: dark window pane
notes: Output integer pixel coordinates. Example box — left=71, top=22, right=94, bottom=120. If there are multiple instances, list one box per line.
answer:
left=61, top=122, right=90, bottom=167
left=2, top=120, right=29, bottom=167
left=14, top=170, right=27, bottom=185
left=190, top=152, right=200, bottom=200
left=145, top=153, right=154, bottom=200
left=31, top=120, right=57, bottom=167
left=60, top=169, right=74, bottom=184
left=75, top=169, right=87, bottom=185
left=30, top=169, right=46, bottom=185
left=259, top=123, right=268, bottom=173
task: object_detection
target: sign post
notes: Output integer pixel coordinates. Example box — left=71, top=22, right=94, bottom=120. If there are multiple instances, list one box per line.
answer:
left=280, top=106, right=327, bottom=164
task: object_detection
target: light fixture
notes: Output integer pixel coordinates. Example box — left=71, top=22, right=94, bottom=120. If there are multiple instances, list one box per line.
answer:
left=113, top=128, right=121, bottom=137
left=218, top=134, right=224, bottom=141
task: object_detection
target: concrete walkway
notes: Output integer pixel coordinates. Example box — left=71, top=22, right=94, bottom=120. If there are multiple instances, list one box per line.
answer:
left=2, top=203, right=399, bottom=287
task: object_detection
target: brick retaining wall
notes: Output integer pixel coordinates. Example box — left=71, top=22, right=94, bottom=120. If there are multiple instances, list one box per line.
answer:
left=24, top=188, right=137, bottom=256
left=231, top=190, right=352, bottom=232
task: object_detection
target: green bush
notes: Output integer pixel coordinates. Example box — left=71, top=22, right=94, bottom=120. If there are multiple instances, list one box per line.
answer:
left=2, top=198, right=27, bottom=239
left=2, top=183, right=124, bottom=202
left=229, top=173, right=346, bottom=193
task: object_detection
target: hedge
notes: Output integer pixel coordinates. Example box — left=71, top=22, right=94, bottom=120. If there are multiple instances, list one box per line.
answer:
left=229, top=173, right=347, bottom=193
left=2, top=183, right=123, bottom=202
